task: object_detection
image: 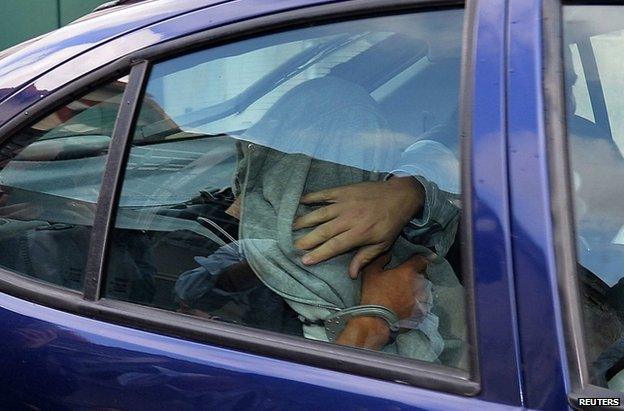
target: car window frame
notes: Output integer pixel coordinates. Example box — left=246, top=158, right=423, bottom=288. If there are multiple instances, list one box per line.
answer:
left=0, top=0, right=479, bottom=395
left=544, top=0, right=624, bottom=407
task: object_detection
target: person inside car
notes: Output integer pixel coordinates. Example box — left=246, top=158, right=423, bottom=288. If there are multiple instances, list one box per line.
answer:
left=175, top=75, right=465, bottom=364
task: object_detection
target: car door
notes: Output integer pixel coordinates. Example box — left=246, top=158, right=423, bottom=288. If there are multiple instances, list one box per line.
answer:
left=0, top=0, right=524, bottom=409
left=521, top=0, right=624, bottom=409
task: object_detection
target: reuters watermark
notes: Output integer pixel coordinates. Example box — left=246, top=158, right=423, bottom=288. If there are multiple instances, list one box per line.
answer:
left=577, top=398, right=621, bottom=407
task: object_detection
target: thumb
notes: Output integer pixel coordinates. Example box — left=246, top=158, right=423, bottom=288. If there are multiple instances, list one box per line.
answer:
left=349, top=244, right=389, bottom=279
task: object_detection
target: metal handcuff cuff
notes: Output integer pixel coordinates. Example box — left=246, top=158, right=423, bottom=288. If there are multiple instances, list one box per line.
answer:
left=323, top=305, right=400, bottom=342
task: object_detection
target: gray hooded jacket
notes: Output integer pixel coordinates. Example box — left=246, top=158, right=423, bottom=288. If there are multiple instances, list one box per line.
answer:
left=235, top=77, right=465, bottom=363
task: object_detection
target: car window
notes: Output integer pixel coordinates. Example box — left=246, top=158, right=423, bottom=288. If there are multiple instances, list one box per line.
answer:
left=591, top=34, right=624, bottom=156
left=568, top=43, right=595, bottom=123
left=105, top=10, right=469, bottom=368
left=563, top=5, right=624, bottom=392
left=0, top=77, right=126, bottom=291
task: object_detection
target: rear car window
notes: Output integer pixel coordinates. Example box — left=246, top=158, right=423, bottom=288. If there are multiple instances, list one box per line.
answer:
left=106, top=10, right=469, bottom=368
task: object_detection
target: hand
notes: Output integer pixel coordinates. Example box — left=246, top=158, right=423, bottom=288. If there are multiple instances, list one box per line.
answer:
left=335, top=253, right=431, bottom=350
left=358, top=252, right=430, bottom=320
left=293, top=176, right=424, bottom=278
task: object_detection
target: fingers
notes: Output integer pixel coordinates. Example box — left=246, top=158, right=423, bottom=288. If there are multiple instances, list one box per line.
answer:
left=348, top=244, right=388, bottom=279
left=294, top=220, right=347, bottom=251
left=299, top=187, right=344, bottom=204
left=301, top=231, right=360, bottom=265
left=292, top=204, right=339, bottom=230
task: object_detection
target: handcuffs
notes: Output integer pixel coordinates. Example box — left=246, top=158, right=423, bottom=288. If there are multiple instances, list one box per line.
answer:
left=298, top=305, right=401, bottom=343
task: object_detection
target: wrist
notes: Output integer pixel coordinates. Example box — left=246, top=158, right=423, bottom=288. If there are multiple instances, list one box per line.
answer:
left=387, top=175, right=425, bottom=220
left=335, top=316, right=391, bottom=350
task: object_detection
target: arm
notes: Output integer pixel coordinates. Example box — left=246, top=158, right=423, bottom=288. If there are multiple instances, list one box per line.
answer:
left=335, top=253, right=431, bottom=350
left=293, top=140, right=460, bottom=276
left=293, top=176, right=425, bottom=278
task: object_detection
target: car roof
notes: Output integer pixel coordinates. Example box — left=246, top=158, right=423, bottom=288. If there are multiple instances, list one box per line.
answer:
left=91, top=0, right=152, bottom=13
left=0, top=0, right=234, bottom=101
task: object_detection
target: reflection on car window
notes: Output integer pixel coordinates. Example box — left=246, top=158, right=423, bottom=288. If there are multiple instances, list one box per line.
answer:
left=106, top=11, right=469, bottom=369
left=568, top=44, right=594, bottom=123
left=0, top=77, right=126, bottom=291
left=564, top=5, right=624, bottom=392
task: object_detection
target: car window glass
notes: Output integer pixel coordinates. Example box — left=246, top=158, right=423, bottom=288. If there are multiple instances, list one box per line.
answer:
left=591, top=34, right=624, bottom=155
left=564, top=5, right=624, bottom=391
left=569, top=43, right=594, bottom=123
left=0, top=77, right=126, bottom=290
left=106, top=11, right=469, bottom=369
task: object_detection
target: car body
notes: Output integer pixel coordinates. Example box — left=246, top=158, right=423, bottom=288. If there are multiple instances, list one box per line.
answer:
left=0, top=0, right=616, bottom=409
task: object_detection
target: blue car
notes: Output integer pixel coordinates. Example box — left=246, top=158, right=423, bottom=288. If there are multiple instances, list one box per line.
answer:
left=0, top=0, right=622, bottom=409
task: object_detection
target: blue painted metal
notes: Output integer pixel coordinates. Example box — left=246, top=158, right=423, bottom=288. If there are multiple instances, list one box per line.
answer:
left=467, top=0, right=524, bottom=406
left=0, top=0, right=580, bottom=408
left=506, top=0, right=569, bottom=409
left=0, top=293, right=519, bottom=410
